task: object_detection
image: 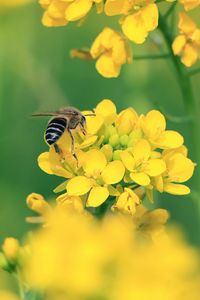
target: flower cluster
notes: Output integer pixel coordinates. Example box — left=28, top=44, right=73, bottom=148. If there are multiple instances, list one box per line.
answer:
left=37, top=99, right=195, bottom=216
left=38, top=1, right=200, bottom=76
left=1, top=210, right=200, bottom=300
left=172, top=12, right=200, bottom=67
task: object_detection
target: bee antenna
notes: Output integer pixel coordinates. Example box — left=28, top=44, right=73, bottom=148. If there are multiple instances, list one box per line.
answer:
left=84, top=113, right=96, bottom=117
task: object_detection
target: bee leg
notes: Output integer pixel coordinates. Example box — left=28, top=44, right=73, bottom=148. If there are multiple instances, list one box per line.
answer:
left=54, top=143, right=65, bottom=162
left=54, top=143, right=60, bottom=154
left=67, top=129, right=78, bottom=161
left=80, top=124, right=86, bottom=135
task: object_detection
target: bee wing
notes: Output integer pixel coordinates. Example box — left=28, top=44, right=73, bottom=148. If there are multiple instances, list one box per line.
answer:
left=32, top=112, right=61, bottom=117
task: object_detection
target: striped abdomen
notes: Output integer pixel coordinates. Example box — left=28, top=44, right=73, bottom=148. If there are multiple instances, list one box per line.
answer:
left=45, top=117, right=67, bottom=145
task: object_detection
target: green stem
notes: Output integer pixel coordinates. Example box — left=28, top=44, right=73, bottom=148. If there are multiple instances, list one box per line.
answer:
left=164, top=1, right=177, bottom=18
left=134, top=53, right=170, bottom=60
left=159, top=15, right=200, bottom=187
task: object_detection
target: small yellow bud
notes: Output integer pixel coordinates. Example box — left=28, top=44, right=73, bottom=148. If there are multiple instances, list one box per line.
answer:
left=101, top=144, right=113, bottom=162
left=109, top=134, right=120, bottom=147
left=119, top=134, right=129, bottom=146
left=26, top=193, right=51, bottom=215
left=128, top=129, right=143, bottom=146
left=2, top=238, right=20, bottom=262
left=113, top=150, right=122, bottom=160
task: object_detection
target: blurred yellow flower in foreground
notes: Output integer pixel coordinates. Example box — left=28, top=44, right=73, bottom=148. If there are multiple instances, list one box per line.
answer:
left=39, top=0, right=103, bottom=27
left=36, top=99, right=194, bottom=213
left=172, top=12, right=200, bottom=67
left=90, top=27, right=132, bottom=78
left=0, top=291, right=19, bottom=300
left=24, top=210, right=200, bottom=300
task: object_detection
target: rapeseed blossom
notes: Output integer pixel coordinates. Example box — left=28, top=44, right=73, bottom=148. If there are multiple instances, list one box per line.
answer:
left=38, top=0, right=200, bottom=77
left=90, top=27, right=132, bottom=78
left=13, top=210, right=200, bottom=300
left=37, top=99, right=195, bottom=213
left=104, top=1, right=158, bottom=44
left=39, top=0, right=103, bottom=27
left=172, top=13, right=200, bottom=67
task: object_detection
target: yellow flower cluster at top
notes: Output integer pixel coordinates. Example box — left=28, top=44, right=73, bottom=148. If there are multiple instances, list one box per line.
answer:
left=37, top=99, right=195, bottom=216
left=38, top=0, right=200, bottom=77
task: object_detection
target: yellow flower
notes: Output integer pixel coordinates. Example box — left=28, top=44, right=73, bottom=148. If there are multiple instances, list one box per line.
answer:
left=180, top=0, right=200, bottom=11
left=90, top=27, right=132, bottom=78
left=172, top=13, right=200, bottom=67
left=112, top=187, right=140, bottom=215
left=39, top=0, right=103, bottom=27
left=120, top=139, right=166, bottom=186
left=56, top=193, right=85, bottom=214
left=36, top=99, right=194, bottom=211
left=0, top=292, right=19, bottom=300
left=133, top=204, right=169, bottom=240
left=154, top=146, right=195, bottom=195
left=25, top=210, right=200, bottom=300
left=66, top=149, right=125, bottom=207
left=26, top=193, right=51, bottom=216
left=140, top=110, right=184, bottom=149
left=104, top=1, right=159, bottom=44
left=2, top=238, right=20, bottom=262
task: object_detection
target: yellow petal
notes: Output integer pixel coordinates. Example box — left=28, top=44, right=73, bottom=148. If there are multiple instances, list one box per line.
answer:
left=104, top=0, right=125, bottom=16
left=42, top=11, right=68, bottom=27
left=101, top=161, right=125, bottom=184
left=155, top=130, right=184, bottom=149
left=142, top=110, right=166, bottom=139
left=86, top=186, right=109, bottom=207
left=122, top=12, right=148, bottom=44
left=166, top=153, right=195, bottom=182
left=67, top=176, right=93, bottom=196
left=116, top=108, right=138, bottom=135
left=86, top=115, right=104, bottom=135
left=65, top=0, right=92, bottom=21
left=95, top=99, right=117, bottom=124
left=101, top=144, right=113, bottom=162
left=172, top=35, right=186, bottom=55
left=130, top=172, right=150, bottom=186
left=144, top=159, right=166, bottom=177
left=79, top=135, right=98, bottom=149
left=38, top=152, right=53, bottom=174
left=131, top=139, right=151, bottom=165
left=96, top=53, right=121, bottom=78
left=178, top=12, right=196, bottom=35
left=142, top=4, right=158, bottom=32
left=120, top=150, right=135, bottom=171
left=83, top=149, right=107, bottom=175
left=181, top=43, right=198, bottom=67
left=164, top=183, right=190, bottom=195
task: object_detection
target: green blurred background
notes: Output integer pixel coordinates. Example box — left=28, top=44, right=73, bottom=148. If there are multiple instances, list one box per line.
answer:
left=0, top=1, right=199, bottom=260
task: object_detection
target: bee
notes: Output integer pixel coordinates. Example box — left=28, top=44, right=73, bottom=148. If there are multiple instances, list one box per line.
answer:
left=32, top=107, right=95, bottom=159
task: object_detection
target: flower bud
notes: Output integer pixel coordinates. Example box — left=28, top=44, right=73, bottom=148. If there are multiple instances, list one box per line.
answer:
left=119, top=134, right=129, bottom=146
left=26, top=193, right=51, bottom=215
left=2, top=238, right=19, bottom=262
left=109, top=134, right=120, bottom=148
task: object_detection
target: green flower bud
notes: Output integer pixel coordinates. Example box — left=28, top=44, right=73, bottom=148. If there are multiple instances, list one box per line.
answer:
left=109, top=134, right=120, bottom=148
left=119, top=135, right=129, bottom=147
